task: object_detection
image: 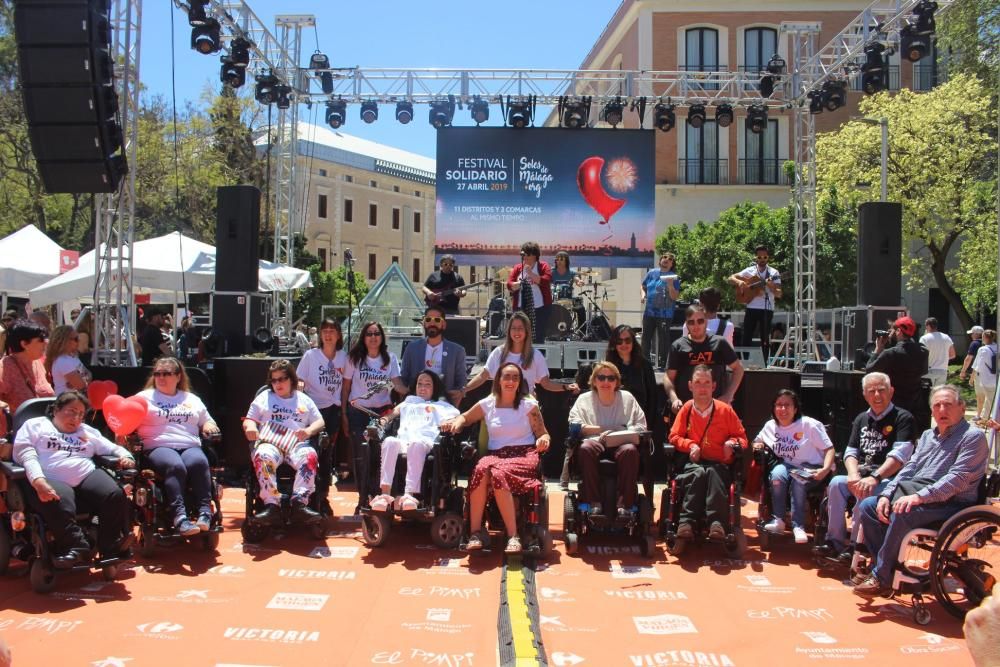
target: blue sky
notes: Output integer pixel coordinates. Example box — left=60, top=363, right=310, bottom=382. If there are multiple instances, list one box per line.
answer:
left=139, top=1, right=623, bottom=159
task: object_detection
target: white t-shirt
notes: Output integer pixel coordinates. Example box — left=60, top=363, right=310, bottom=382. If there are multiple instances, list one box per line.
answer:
left=754, top=415, right=833, bottom=469
left=736, top=264, right=781, bottom=310
left=973, top=343, right=998, bottom=388
left=519, top=264, right=544, bottom=309
left=246, top=390, right=323, bottom=435
left=51, top=354, right=91, bottom=394
left=919, top=331, right=954, bottom=373
left=14, top=416, right=132, bottom=486
left=136, top=389, right=211, bottom=450
left=345, top=353, right=401, bottom=408
left=297, top=348, right=348, bottom=409
left=394, top=395, right=460, bottom=443
left=682, top=317, right=735, bottom=346
left=423, top=341, right=445, bottom=377
left=484, top=347, right=549, bottom=394
left=478, top=395, right=538, bottom=450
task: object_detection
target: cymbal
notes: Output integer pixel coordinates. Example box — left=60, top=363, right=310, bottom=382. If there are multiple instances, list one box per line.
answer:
left=576, top=268, right=598, bottom=276
left=495, top=267, right=511, bottom=280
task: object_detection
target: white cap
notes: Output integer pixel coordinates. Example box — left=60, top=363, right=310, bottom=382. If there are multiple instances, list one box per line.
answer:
left=968, top=325, right=985, bottom=335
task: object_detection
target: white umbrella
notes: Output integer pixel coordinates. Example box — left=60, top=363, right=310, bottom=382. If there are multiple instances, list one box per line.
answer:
left=0, top=225, right=67, bottom=296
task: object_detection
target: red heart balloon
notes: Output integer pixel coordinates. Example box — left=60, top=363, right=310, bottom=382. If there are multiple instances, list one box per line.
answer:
left=103, top=394, right=148, bottom=436
left=86, top=380, right=119, bottom=411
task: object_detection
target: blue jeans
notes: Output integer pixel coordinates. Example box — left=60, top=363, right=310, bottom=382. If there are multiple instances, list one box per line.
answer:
left=825, top=475, right=890, bottom=551
left=769, top=464, right=823, bottom=529
left=856, top=495, right=970, bottom=586
left=146, top=446, right=212, bottom=524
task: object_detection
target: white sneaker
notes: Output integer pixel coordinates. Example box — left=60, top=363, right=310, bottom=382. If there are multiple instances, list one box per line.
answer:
left=763, top=518, right=786, bottom=535
left=369, top=494, right=393, bottom=512
left=793, top=526, right=808, bottom=544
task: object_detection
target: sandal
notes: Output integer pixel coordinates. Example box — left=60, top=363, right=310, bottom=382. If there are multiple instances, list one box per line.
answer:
left=369, top=494, right=393, bottom=512
left=465, top=531, right=484, bottom=551
left=504, top=536, right=522, bottom=555
left=397, top=494, right=420, bottom=512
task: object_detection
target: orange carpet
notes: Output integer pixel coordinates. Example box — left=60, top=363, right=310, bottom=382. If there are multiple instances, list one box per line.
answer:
left=0, top=486, right=975, bottom=667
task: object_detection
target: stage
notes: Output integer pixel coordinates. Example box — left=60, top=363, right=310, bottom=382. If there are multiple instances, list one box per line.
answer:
left=0, top=483, right=974, bottom=667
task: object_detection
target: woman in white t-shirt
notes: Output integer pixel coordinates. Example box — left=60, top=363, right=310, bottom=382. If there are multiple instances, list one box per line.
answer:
left=134, top=356, right=220, bottom=536
left=243, top=359, right=326, bottom=526
left=342, top=321, right=408, bottom=483
left=752, top=389, right=835, bottom=544
left=45, top=325, right=91, bottom=394
left=369, top=370, right=460, bottom=513
left=297, top=318, right=348, bottom=506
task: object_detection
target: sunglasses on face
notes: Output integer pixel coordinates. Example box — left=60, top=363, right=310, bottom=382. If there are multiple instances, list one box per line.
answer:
left=423, top=316, right=444, bottom=324
left=269, top=376, right=290, bottom=384
left=594, top=374, right=617, bottom=382
left=152, top=370, right=178, bottom=377
left=364, top=331, right=382, bottom=338
left=616, top=337, right=634, bottom=344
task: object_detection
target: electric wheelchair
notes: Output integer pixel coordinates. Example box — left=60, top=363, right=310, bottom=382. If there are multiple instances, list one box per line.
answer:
left=752, top=443, right=831, bottom=550
left=850, top=469, right=1000, bottom=625
left=0, top=398, right=136, bottom=593
left=356, top=412, right=466, bottom=549
left=658, top=443, right=748, bottom=558
left=562, top=427, right=656, bottom=557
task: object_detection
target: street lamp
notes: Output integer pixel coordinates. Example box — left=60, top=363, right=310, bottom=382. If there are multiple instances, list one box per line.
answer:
left=854, top=116, right=889, bottom=201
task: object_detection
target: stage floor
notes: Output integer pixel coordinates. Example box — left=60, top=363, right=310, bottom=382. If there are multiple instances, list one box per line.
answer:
left=0, top=485, right=974, bottom=667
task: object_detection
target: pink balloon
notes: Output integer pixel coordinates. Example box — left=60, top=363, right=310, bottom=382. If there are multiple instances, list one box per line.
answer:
left=103, top=394, right=148, bottom=436
left=86, top=380, right=119, bottom=411
left=577, top=156, right=626, bottom=224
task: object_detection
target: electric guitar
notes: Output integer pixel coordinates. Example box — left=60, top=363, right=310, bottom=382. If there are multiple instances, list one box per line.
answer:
left=735, top=271, right=789, bottom=305
left=424, top=278, right=493, bottom=306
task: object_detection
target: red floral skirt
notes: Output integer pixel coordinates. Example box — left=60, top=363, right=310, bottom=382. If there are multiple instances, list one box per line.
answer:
left=468, top=445, right=540, bottom=495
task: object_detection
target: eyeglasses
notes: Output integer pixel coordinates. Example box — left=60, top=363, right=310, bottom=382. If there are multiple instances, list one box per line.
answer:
left=269, top=375, right=290, bottom=384
left=152, top=370, right=178, bottom=377
left=61, top=409, right=86, bottom=419
left=686, top=318, right=707, bottom=325
left=364, top=331, right=382, bottom=338
left=440, top=263, right=454, bottom=268
left=615, top=337, right=634, bottom=345
left=423, top=316, right=444, bottom=324
left=593, top=374, right=617, bottom=382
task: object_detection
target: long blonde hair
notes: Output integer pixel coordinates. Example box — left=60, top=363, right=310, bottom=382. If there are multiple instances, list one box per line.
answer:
left=44, top=325, right=77, bottom=377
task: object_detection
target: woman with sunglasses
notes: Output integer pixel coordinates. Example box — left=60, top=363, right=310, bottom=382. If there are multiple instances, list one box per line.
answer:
left=13, top=391, right=135, bottom=567
left=606, top=324, right=658, bottom=425
left=134, top=357, right=220, bottom=536
left=46, top=325, right=91, bottom=394
left=441, top=363, right=550, bottom=554
left=243, top=360, right=326, bottom=525
left=0, top=319, right=54, bottom=414
left=568, top=362, right=647, bottom=518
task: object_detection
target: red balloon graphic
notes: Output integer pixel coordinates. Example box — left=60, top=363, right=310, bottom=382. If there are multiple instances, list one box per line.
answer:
left=86, top=380, right=119, bottom=411
left=577, top=156, right=626, bottom=224
left=103, top=394, right=148, bottom=437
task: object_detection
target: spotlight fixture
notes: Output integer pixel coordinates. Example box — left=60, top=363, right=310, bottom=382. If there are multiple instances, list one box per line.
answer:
left=229, top=37, right=251, bottom=67
left=395, top=101, right=413, bottom=124
left=759, top=75, right=775, bottom=98
left=746, top=104, right=768, bottom=134
left=325, top=99, right=347, bottom=129
left=219, top=57, right=245, bottom=88
left=602, top=97, right=624, bottom=127
left=902, top=0, right=938, bottom=61
left=428, top=99, right=454, bottom=129
left=470, top=97, right=490, bottom=125
left=191, top=18, right=221, bottom=55
left=807, top=90, right=823, bottom=114
left=254, top=72, right=279, bottom=105
left=861, top=42, right=887, bottom=94
left=821, top=79, right=847, bottom=111
left=275, top=84, right=291, bottom=110
left=310, top=52, right=334, bottom=95
left=360, top=100, right=378, bottom=124
left=188, top=0, right=210, bottom=26
left=715, top=104, right=734, bottom=128
left=506, top=97, right=532, bottom=128
left=561, top=97, right=590, bottom=129
left=687, top=104, right=706, bottom=129
left=766, top=54, right=787, bottom=75
left=653, top=103, right=675, bottom=132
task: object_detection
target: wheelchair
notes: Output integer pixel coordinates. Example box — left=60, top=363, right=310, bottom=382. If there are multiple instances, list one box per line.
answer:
left=0, top=398, right=136, bottom=593
left=752, top=444, right=831, bottom=550
left=125, top=433, right=226, bottom=556
left=850, top=470, right=1000, bottom=626
left=562, top=429, right=656, bottom=557
left=657, top=443, right=748, bottom=558
left=356, top=414, right=466, bottom=549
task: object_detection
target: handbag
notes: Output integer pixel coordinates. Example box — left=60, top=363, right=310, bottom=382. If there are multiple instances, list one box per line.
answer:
left=891, top=477, right=936, bottom=502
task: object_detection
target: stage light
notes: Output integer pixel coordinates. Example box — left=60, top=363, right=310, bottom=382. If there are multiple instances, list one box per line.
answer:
left=821, top=79, right=847, bottom=111
left=507, top=99, right=532, bottom=128
left=470, top=97, right=490, bottom=125
left=325, top=99, right=347, bottom=129
left=229, top=37, right=251, bottom=67
left=653, top=103, right=675, bottom=132
left=807, top=90, right=823, bottom=114
left=602, top=98, right=624, bottom=127
left=861, top=42, right=887, bottom=95
left=360, top=100, right=378, bottom=124
left=687, top=104, right=706, bottom=129
left=561, top=98, right=589, bottom=129
left=275, top=84, right=291, bottom=110
left=759, top=75, right=775, bottom=98
left=220, top=57, right=245, bottom=88
left=188, top=0, right=210, bottom=26
left=902, top=0, right=938, bottom=61
left=310, top=52, right=334, bottom=95
left=395, top=101, right=413, bottom=124
left=191, top=18, right=221, bottom=55
left=746, top=105, right=768, bottom=134
left=428, top=100, right=454, bottom=129
left=715, top=104, right=733, bottom=127
left=766, top=54, right=786, bottom=75
left=254, top=72, right=279, bottom=105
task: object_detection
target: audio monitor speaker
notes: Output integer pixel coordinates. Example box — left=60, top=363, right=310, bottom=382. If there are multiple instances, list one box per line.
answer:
left=215, top=186, right=261, bottom=292
left=857, top=202, right=902, bottom=306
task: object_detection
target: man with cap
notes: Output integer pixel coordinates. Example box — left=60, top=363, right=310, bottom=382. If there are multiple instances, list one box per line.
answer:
left=864, top=316, right=929, bottom=418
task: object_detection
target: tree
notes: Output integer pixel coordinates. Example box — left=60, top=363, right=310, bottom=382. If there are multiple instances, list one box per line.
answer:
left=816, top=73, right=996, bottom=329
left=936, top=0, right=1000, bottom=95
left=296, top=265, right=370, bottom=327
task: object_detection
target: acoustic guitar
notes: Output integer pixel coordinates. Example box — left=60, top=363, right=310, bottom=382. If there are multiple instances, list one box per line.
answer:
left=424, top=278, right=494, bottom=306
left=735, top=271, right=789, bottom=305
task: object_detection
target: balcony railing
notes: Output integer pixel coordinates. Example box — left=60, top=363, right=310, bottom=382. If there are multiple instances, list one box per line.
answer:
left=677, top=158, right=729, bottom=185
left=850, top=65, right=900, bottom=92
left=679, top=65, right=723, bottom=90
left=738, top=158, right=790, bottom=185
left=913, top=62, right=947, bottom=91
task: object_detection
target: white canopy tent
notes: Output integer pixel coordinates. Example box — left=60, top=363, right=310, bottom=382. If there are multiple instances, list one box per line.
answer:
left=29, top=231, right=312, bottom=307
left=0, top=225, right=68, bottom=307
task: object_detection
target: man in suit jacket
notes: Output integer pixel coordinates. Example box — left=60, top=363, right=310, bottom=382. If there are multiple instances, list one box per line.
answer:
left=401, top=305, right=468, bottom=405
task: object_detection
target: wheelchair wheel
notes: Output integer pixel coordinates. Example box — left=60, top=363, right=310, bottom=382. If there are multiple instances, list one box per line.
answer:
left=640, top=535, right=656, bottom=558
left=138, top=524, right=157, bottom=558
left=657, top=487, right=671, bottom=538
left=914, top=606, right=932, bottom=626
left=309, top=522, right=328, bottom=540
left=725, top=530, right=748, bottom=559
left=102, top=563, right=119, bottom=582
left=430, top=512, right=463, bottom=549
left=537, top=527, right=553, bottom=557
left=361, top=514, right=391, bottom=548
left=757, top=528, right=771, bottom=551
left=929, top=508, right=1000, bottom=620
left=563, top=494, right=576, bottom=535
left=565, top=532, right=578, bottom=555
left=201, top=531, right=220, bottom=552
left=29, top=558, right=56, bottom=594
left=240, top=521, right=270, bottom=544
left=0, top=523, right=11, bottom=575
left=666, top=537, right=686, bottom=557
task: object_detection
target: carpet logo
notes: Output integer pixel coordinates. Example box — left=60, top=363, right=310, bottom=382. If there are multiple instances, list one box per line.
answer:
left=133, top=621, right=183, bottom=640
left=899, top=632, right=962, bottom=655
left=91, top=658, right=133, bottom=667
left=141, top=589, right=231, bottom=605
left=629, top=651, right=735, bottom=666
left=207, top=565, right=246, bottom=577
left=737, top=574, right=796, bottom=594
left=266, top=593, right=330, bottom=611
left=540, top=587, right=575, bottom=603
left=610, top=562, right=661, bottom=580
left=551, top=652, right=585, bottom=666
left=803, top=632, right=838, bottom=644
left=370, top=649, right=474, bottom=665
left=0, top=618, right=83, bottom=634
left=223, top=627, right=321, bottom=643
left=277, top=568, right=356, bottom=580
left=308, top=545, right=359, bottom=559
left=585, top=545, right=641, bottom=555
left=632, top=614, right=698, bottom=636
left=748, top=607, right=833, bottom=621
left=400, top=608, right=472, bottom=635
left=604, top=590, right=688, bottom=601
left=426, top=557, right=470, bottom=576
left=540, top=615, right=599, bottom=634
left=398, top=586, right=481, bottom=599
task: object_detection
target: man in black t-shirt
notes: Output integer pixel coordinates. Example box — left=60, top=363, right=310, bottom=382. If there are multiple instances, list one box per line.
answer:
left=422, top=254, right=466, bottom=315
left=864, top=316, right=929, bottom=417
left=664, top=304, right=744, bottom=409
left=814, top=371, right=915, bottom=561
left=140, top=311, right=170, bottom=367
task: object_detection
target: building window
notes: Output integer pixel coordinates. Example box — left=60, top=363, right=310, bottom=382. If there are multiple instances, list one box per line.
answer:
left=393, top=185, right=400, bottom=193
left=413, top=211, right=422, bottom=233
left=369, top=203, right=378, bottom=227
left=392, top=208, right=400, bottom=230
left=414, top=190, right=421, bottom=197
left=368, top=253, right=377, bottom=280
left=344, top=198, right=353, bottom=223
left=369, top=179, right=377, bottom=188
left=318, top=168, right=327, bottom=177
left=412, top=258, right=421, bottom=282
left=741, top=119, right=782, bottom=184
left=343, top=174, right=353, bottom=183
left=391, top=255, right=399, bottom=266
left=744, top=27, right=777, bottom=72
left=317, top=194, right=328, bottom=219
left=685, top=28, right=719, bottom=82
left=318, top=247, right=328, bottom=271
left=682, top=119, right=724, bottom=184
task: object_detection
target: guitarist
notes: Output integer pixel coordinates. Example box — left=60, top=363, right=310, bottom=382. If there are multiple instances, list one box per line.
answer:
left=728, top=245, right=782, bottom=365
left=422, top=255, right=466, bottom=315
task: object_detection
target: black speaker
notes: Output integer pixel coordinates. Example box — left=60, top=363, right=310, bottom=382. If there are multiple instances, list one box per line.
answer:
left=215, top=186, right=261, bottom=292
left=14, top=0, right=126, bottom=193
left=732, top=369, right=801, bottom=441
left=857, top=202, right=902, bottom=306
left=210, top=292, right=270, bottom=356
left=443, top=316, right=479, bottom=359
